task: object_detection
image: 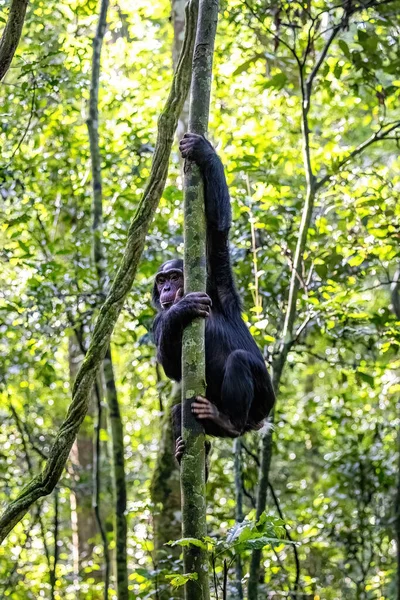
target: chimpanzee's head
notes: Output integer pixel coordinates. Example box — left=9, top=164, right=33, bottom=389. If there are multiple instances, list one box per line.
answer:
left=152, top=259, right=184, bottom=311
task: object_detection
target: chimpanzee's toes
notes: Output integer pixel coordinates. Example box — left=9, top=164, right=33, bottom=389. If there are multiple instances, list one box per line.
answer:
left=175, top=436, right=185, bottom=463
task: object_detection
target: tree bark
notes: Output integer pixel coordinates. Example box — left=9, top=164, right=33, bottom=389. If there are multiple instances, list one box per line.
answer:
left=151, top=383, right=183, bottom=599
left=180, top=1, right=219, bottom=599
left=86, top=0, right=128, bottom=596
left=0, top=0, right=28, bottom=81
left=0, top=0, right=198, bottom=544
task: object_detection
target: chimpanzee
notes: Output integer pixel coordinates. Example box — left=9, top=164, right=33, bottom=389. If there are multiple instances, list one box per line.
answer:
left=152, top=133, right=275, bottom=462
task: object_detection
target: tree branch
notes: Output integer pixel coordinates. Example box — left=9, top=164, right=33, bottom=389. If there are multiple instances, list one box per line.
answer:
left=0, top=0, right=29, bottom=81
left=315, top=121, right=400, bottom=190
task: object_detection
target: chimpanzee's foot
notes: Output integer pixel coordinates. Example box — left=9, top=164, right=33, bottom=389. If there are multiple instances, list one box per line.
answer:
left=175, top=436, right=185, bottom=463
left=192, top=396, right=241, bottom=437
left=191, top=396, right=219, bottom=421
left=175, top=435, right=211, bottom=480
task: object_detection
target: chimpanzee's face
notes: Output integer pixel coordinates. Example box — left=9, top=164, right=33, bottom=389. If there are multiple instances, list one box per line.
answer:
left=155, top=268, right=184, bottom=310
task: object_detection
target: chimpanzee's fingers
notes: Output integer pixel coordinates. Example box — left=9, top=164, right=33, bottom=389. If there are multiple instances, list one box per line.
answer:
left=192, top=403, right=212, bottom=413
left=180, top=150, right=193, bottom=160
left=192, top=404, right=209, bottom=411
left=186, top=292, right=212, bottom=305
left=194, top=302, right=211, bottom=311
left=195, top=396, right=209, bottom=404
left=179, top=139, right=193, bottom=148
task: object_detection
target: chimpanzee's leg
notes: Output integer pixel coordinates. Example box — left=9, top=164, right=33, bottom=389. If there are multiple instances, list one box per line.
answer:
left=192, top=350, right=257, bottom=436
left=220, top=350, right=255, bottom=431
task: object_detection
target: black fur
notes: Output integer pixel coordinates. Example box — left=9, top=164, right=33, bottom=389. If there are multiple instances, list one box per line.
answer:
left=153, top=134, right=275, bottom=444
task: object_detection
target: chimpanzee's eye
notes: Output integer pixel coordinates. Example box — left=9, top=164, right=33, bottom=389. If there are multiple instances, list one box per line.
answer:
left=171, top=274, right=178, bottom=282
left=157, top=276, right=166, bottom=285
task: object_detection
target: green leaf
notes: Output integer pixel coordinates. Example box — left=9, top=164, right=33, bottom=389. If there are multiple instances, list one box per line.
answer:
left=239, top=536, right=280, bottom=550
left=339, top=40, right=351, bottom=59
left=166, top=537, right=207, bottom=550
left=357, top=371, right=374, bottom=387
left=263, top=72, right=287, bottom=90
left=165, top=572, right=198, bottom=588
left=348, top=254, right=365, bottom=267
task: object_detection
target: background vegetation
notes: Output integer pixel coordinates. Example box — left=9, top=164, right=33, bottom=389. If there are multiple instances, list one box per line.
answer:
left=0, top=0, right=399, bottom=598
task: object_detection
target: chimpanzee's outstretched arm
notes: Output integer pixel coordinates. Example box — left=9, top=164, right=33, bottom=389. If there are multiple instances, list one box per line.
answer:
left=179, top=134, right=240, bottom=312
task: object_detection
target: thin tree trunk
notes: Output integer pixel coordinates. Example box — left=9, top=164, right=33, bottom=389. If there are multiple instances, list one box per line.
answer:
left=247, top=39, right=318, bottom=600
left=151, top=383, right=183, bottom=599
left=180, top=2, right=218, bottom=599
left=86, top=0, right=128, bottom=595
left=0, top=0, right=29, bottom=81
left=103, top=348, right=128, bottom=597
left=396, top=427, right=400, bottom=600
left=68, top=335, right=100, bottom=578
left=233, top=439, right=244, bottom=600
left=0, top=0, right=198, bottom=544
left=172, top=0, right=190, bottom=140
left=49, top=489, right=59, bottom=600
left=92, top=376, right=111, bottom=599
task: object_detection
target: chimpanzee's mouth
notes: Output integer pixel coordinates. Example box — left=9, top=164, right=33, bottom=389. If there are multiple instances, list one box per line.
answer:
left=161, top=301, right=173, bottom=309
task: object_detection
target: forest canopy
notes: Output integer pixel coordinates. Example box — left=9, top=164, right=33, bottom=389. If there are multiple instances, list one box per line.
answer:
left=0, top=0, right=400, bottom=598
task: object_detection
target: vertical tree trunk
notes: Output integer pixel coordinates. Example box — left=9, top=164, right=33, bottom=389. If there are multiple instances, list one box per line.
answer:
left=49, top=489, right=59, bottom=600
left=391, top=268, right=400, bottom=599
left=248, top=36, right=319, bottom=599
left=181, top=2, right=219, bottom=599
left=103, top=348, right=128, bottom=597
left=151, top=383, right=183, bottom=599
left=172, top=0, right=190, bottom=140
left=234, top=439, right=244, bottom=600
left=87, top=0, right=128, bottom=597
left=92, top=375, right=111, bottom=599
left=68, top=336, right=98, bottom=575
left=396, top=428, right=400, bottom=600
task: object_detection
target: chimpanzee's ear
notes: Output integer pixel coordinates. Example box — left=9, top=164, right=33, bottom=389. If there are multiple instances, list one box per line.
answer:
left=152, top=280, right=161, bottom=310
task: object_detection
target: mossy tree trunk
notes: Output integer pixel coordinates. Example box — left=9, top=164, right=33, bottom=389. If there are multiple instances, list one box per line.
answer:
left=0, top=0, right=198, bottom=544
left=180, top=1, right=219, bottom=599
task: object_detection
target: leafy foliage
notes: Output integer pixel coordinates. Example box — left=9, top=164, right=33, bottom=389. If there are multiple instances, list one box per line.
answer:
left=0, top=0, right=400, bottom=598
